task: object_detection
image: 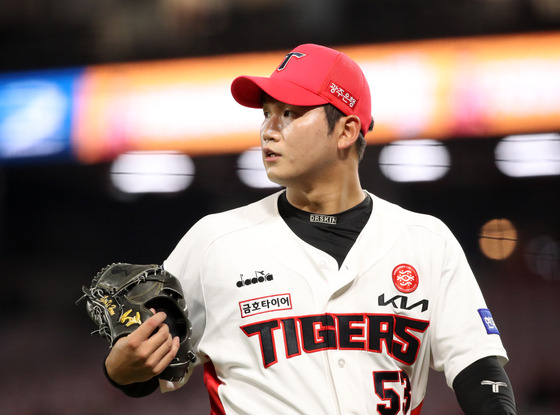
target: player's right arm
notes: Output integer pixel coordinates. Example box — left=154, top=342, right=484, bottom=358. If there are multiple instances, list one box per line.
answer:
left=104, top=311, right=180, bottom=396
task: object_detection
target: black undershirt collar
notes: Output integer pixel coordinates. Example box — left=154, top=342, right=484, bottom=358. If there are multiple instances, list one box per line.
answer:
left=278, top=191, right=373, bottom=269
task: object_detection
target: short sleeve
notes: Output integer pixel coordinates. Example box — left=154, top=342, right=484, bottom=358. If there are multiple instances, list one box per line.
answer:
left=429, top=227, right=508, bottom=387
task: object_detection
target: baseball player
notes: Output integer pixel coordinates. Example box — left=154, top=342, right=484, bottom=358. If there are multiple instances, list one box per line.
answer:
left=104, top=44, right=516, bottom=414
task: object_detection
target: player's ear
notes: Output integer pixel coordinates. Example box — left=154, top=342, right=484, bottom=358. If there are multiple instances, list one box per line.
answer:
left=336, top=114, right=361, bottom=151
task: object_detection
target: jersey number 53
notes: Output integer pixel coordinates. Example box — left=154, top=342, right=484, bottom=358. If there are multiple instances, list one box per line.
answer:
left=373, top=370, right=412, bottom=415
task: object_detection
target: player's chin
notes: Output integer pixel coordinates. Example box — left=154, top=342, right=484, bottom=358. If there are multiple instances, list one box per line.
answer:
left=264, top=168, right=288, bottom=188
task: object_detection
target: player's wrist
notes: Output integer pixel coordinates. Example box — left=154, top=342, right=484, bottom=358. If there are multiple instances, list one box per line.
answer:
left=104, top=356, right=129, bottom=386
left=103, top=358, right=159, bottom=397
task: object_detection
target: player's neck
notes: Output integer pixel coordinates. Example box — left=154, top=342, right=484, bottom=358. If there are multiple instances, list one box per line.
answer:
left=285, top=180, right=365, bottom=215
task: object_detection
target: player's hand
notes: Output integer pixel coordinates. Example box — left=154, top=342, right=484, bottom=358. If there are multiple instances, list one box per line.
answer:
left=105, top=311, right=180, bottom=385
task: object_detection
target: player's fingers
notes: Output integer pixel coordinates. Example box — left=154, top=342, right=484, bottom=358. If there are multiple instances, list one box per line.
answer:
left=128, top=312, right=168, bottom=345
left=152, top=336, right=181, bottom=375
left=144, top=328, right=175, bottom=370
left=137, top=318, right=170, bottom=352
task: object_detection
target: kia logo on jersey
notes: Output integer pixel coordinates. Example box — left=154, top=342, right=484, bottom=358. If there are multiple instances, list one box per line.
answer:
left=392, top=264, right=419, bottom=293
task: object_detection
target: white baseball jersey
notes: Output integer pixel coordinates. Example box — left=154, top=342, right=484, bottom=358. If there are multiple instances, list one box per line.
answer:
left=162, top=190, right=508, bottom=414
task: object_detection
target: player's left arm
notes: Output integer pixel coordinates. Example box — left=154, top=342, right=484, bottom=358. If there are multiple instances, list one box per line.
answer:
left=453, top=356, right=516, bottom=415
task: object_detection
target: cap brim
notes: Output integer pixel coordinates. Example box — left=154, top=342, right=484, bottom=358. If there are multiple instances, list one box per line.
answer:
left=231, top=75, right=329, bottom=108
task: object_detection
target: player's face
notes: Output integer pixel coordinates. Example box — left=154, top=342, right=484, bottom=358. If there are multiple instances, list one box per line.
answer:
left=260, top=98, right=339, bottom=189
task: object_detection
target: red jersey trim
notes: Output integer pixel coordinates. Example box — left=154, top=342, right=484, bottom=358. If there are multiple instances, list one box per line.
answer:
left=203, top=361, right=226, bottom=415
left=412, top=400, right=424, bottom=414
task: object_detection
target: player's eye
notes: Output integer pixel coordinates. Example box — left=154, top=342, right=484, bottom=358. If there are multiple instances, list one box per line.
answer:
left=284, top=109, right=298, bottom=118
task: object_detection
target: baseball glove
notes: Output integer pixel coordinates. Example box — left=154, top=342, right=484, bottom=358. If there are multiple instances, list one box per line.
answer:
left=78, top=263, right=196, bottom=382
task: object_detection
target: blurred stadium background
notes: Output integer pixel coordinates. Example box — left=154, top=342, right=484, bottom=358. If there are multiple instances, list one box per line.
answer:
left=0, top=1, right=559, bottom=414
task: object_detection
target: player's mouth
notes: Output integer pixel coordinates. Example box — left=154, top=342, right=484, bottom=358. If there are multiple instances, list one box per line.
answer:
left=263, top=148, right=281, bottom=161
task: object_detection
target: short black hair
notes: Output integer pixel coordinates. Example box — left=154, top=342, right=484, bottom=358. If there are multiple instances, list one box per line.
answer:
left=323, top=104, right=372, bottom=161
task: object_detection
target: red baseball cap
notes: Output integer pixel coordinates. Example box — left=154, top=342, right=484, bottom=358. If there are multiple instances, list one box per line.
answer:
left=231, top=44, right=373, bottom=136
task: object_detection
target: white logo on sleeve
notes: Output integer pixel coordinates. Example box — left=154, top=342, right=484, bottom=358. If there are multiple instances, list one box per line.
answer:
left=481, top=380, right=508, bottom=393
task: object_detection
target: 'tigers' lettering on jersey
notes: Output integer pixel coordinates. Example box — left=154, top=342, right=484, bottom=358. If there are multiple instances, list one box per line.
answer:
left=241, top=313, right=429, bottom=368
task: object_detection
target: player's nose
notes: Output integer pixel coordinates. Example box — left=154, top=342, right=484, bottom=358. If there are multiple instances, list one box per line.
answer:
left=261, top=117, right=282, bottom=143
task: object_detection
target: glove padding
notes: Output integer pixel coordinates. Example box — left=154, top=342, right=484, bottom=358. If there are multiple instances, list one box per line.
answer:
left=79, top=263, right=196, bottom=382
